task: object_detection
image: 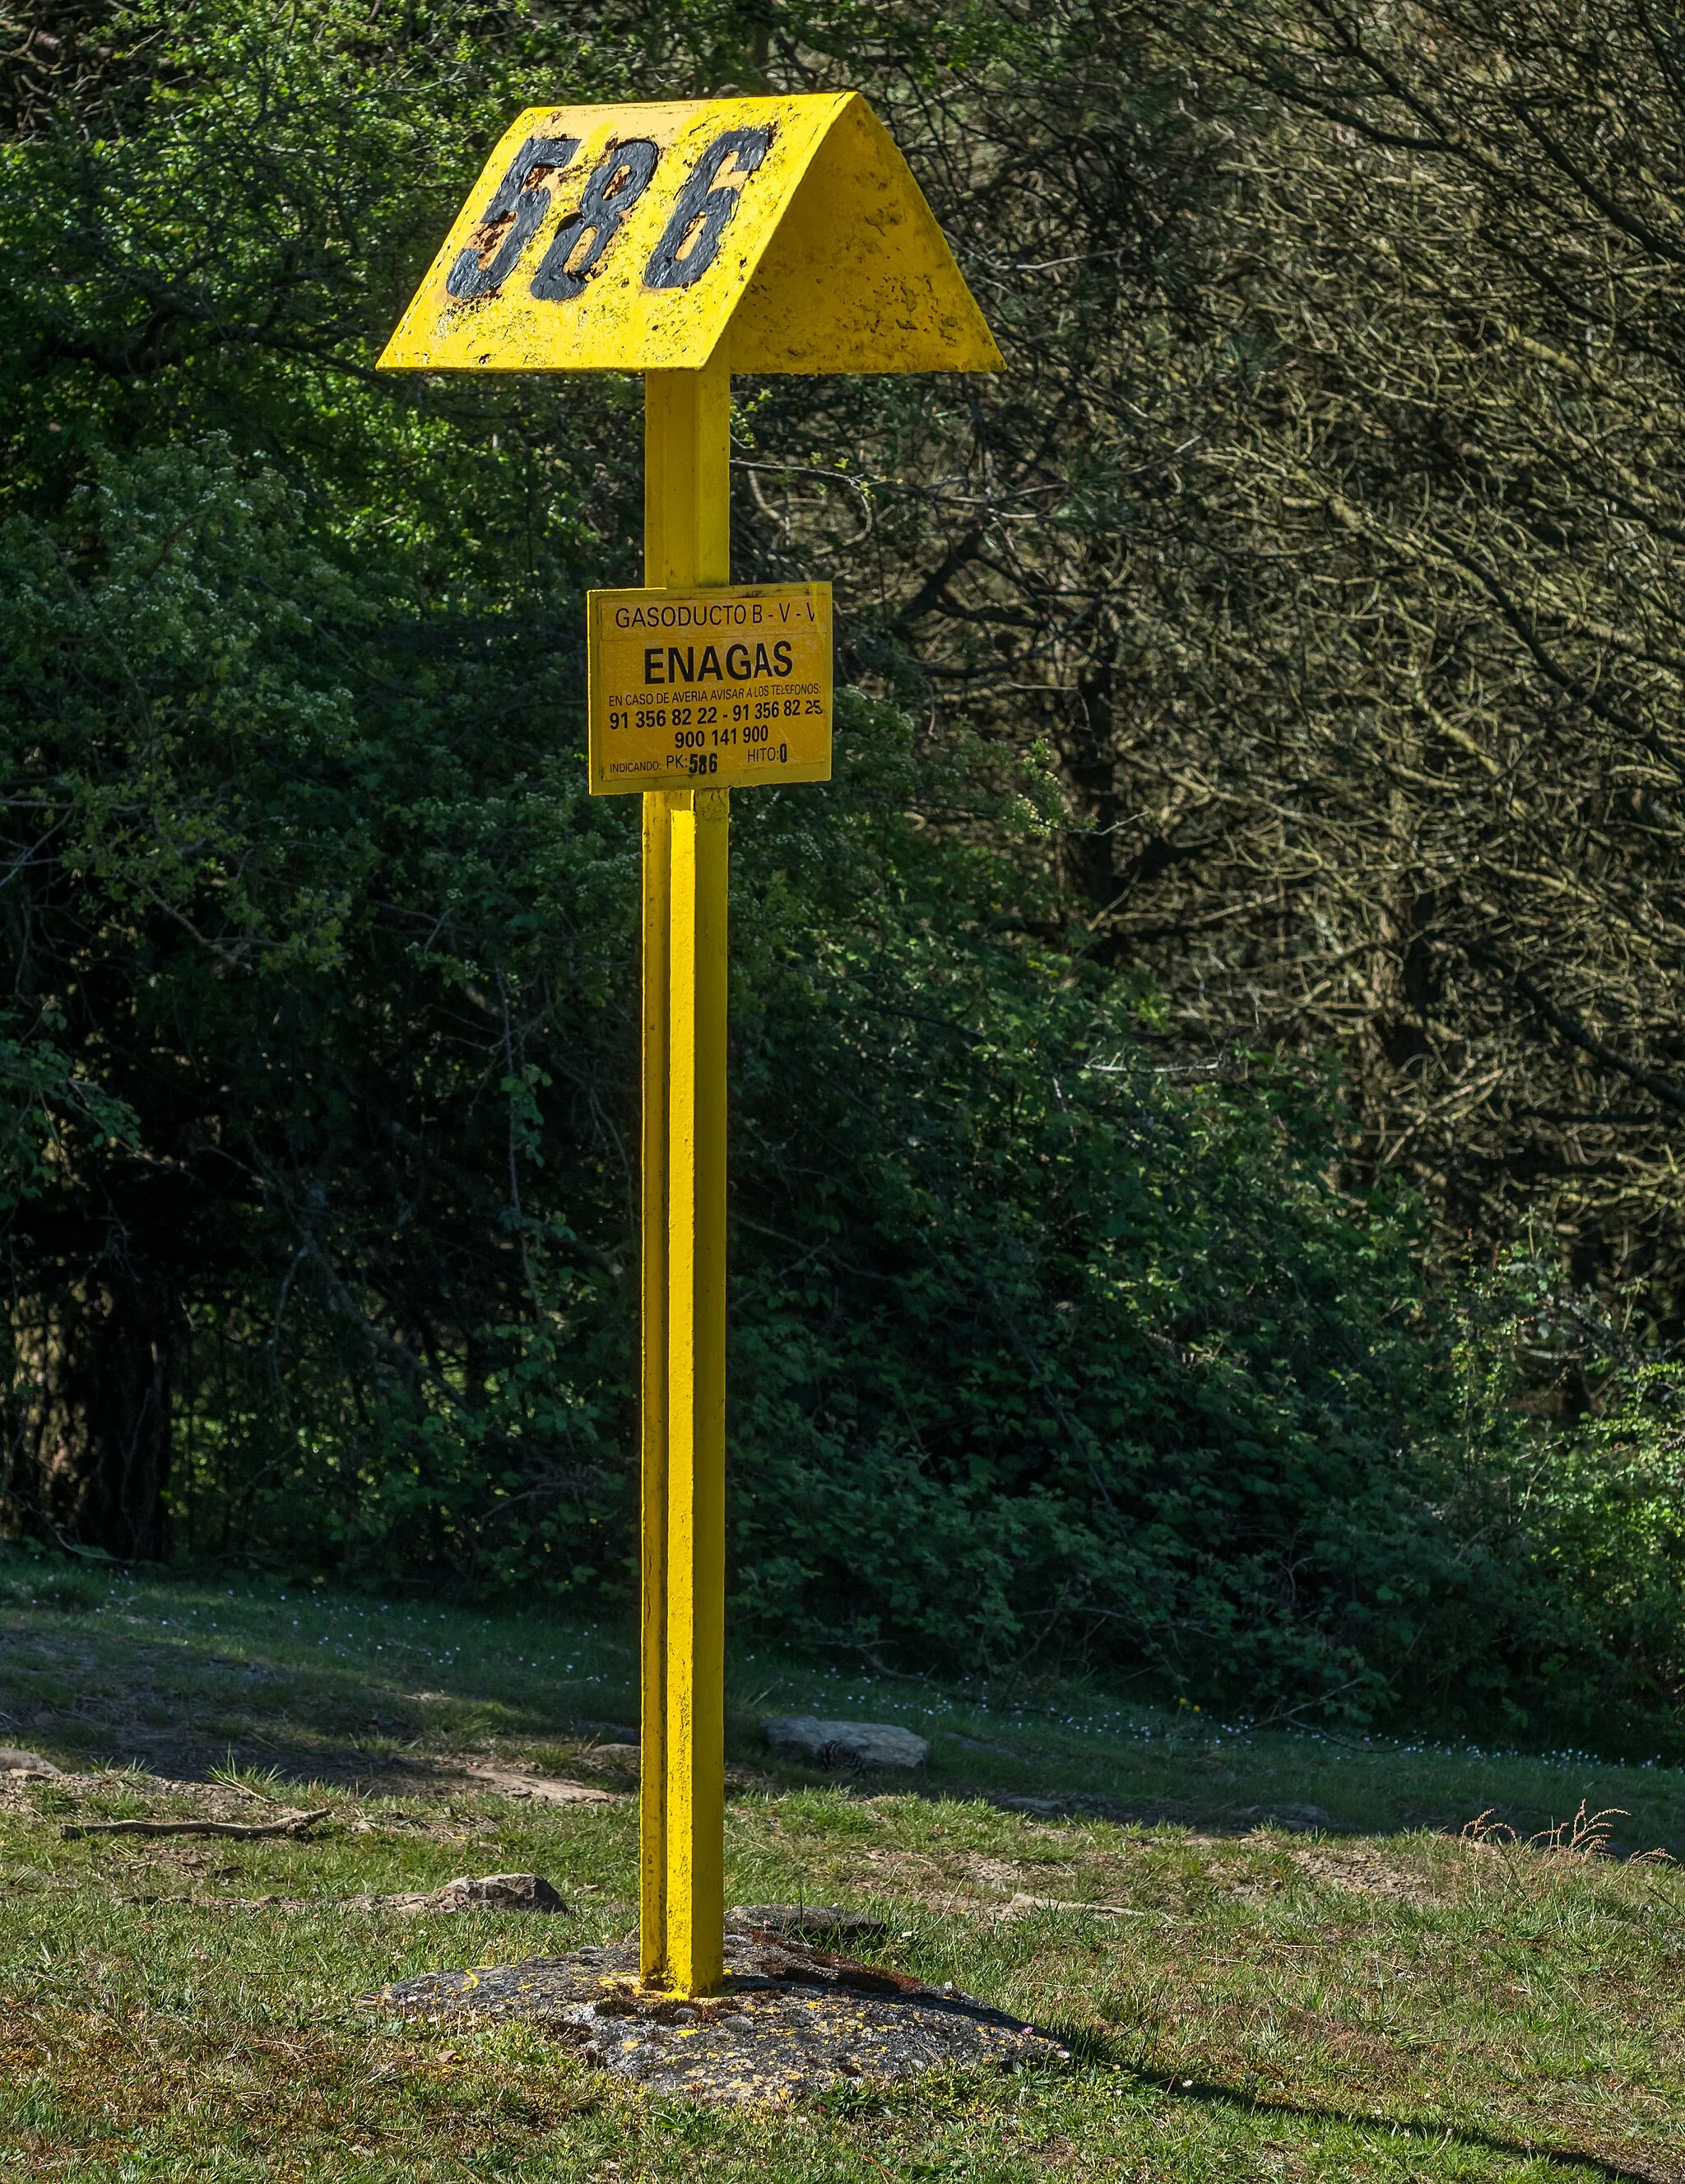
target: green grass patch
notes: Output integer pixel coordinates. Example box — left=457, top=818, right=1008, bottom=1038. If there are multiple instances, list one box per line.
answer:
left=1, top=1568, right=1682, bottom=2178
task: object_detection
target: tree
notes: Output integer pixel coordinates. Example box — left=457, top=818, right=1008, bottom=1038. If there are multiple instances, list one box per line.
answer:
left=7, top=0, right=1681, bottom=1740
left=728, top=0, right=1685, bottom=1304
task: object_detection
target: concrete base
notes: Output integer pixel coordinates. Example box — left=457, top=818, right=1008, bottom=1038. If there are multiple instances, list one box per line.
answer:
left=359, top=1925, right=1069, bottom=2104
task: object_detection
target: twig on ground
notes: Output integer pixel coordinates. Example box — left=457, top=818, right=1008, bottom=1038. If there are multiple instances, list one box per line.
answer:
left=61, top=1810, right=330, bottom=1841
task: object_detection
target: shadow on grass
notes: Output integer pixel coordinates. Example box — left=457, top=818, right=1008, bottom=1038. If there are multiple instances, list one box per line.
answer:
left=735, top=1756, right=1343, bottom=1838
left=745, top=1763, right=1685, bottom=1863
left=1047, top=2024, right=1674, bottom=2184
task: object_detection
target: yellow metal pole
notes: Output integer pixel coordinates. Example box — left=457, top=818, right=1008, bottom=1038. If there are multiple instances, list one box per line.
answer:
left=641, top=356, right=731, bottom=1996
left=665, top=783, right=729, bottom=1996
left=638, top=785, right=671, bottom=1987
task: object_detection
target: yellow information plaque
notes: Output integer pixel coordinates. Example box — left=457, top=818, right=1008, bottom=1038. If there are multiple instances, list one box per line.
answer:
left=586, top=582, right=832, bottom=794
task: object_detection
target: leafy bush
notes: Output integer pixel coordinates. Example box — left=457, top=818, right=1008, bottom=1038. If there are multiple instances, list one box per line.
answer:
left=1422, top=1260, right=1685, bottom=1754
left=151, top=682, right=1549, bottom=1732
left=0, top=1552, right=106, bottom=1615
left=3, top=0, right=1683, bottom=1756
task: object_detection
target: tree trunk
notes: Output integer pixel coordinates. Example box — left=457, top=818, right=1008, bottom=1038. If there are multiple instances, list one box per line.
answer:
left=9, top=1269, right=176, bottom=1559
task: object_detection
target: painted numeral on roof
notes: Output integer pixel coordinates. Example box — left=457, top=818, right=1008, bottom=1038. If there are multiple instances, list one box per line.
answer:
left=531, top=139, right=661, bottom=301
left=446, top=135, right=580, bottom=300
left=643, top=128, right=773, bottom=290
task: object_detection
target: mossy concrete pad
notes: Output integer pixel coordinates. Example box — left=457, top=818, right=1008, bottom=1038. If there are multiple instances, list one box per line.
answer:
left=359, top=1927, right=1068, bottom=2104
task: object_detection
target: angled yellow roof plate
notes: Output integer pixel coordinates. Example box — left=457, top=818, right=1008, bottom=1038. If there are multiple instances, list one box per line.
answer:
left=378, top=92, right=1000, bottom=375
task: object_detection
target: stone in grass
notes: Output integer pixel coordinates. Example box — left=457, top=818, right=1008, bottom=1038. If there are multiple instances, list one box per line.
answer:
left=578, top=1744, right=642, bottom=1776
left=340, top=1872, right=569, bottom=1915
left=1233, top=1803, right=1335, bottom=1833
left=359, top=1928, right=1066, bottom=2104
left=763, top=1717, right=931, bottom=1770
left=732, top=1903, right=891, bottom=1945
left=437, top=1872, right=568, bottom=1912
left=0, top=1749, right=60, bottom=1776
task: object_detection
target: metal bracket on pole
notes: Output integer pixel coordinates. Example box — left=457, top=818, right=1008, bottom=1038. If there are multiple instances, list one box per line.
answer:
left=639, top=358, right=731, bottom=1997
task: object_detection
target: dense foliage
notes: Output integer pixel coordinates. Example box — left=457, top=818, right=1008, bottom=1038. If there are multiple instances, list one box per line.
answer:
left=5, top=0, right=1685, bottom=1750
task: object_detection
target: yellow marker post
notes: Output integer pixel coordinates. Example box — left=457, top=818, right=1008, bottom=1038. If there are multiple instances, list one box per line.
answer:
left=379, top=91, right=997, bottom=1999
left=640, top=357, right=731, bottom=1995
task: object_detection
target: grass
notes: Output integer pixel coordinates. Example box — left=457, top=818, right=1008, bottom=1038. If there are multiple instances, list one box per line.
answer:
left=2, top=1564, right=1683, bottom=2180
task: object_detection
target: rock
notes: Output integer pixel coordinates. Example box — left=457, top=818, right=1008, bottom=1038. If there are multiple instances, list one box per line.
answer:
left=436, top=1872, right=568, bottom=1912
left=763, top=1717, right=931, bottom=1770
left=360, top=1932, right=1069, bottom=2103
left=462, top=1763, right=614, bottom=1805
left=0, top=1748, right=60, bottom=1776
left=1235, top=1803, right=1333, bottom=1833
left=579, top=1743, right=641, bottom=1775
left=731, top=1903, right=890, bottom=1944
left=234, top=1873, right=571, bottom=1916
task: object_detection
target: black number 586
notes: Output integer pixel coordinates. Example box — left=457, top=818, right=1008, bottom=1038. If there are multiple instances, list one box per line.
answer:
left=447, top=124, right=774, bottom=305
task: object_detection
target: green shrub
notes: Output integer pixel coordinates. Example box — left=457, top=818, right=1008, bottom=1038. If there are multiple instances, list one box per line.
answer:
left=1429, top=1259, right=1685, bottom=1754
left=2, top=0, right=1681, bottom=1756
left=0, top=1561, right=106, bottom=1615
left=160, top=690, right=1532, bottom=1732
